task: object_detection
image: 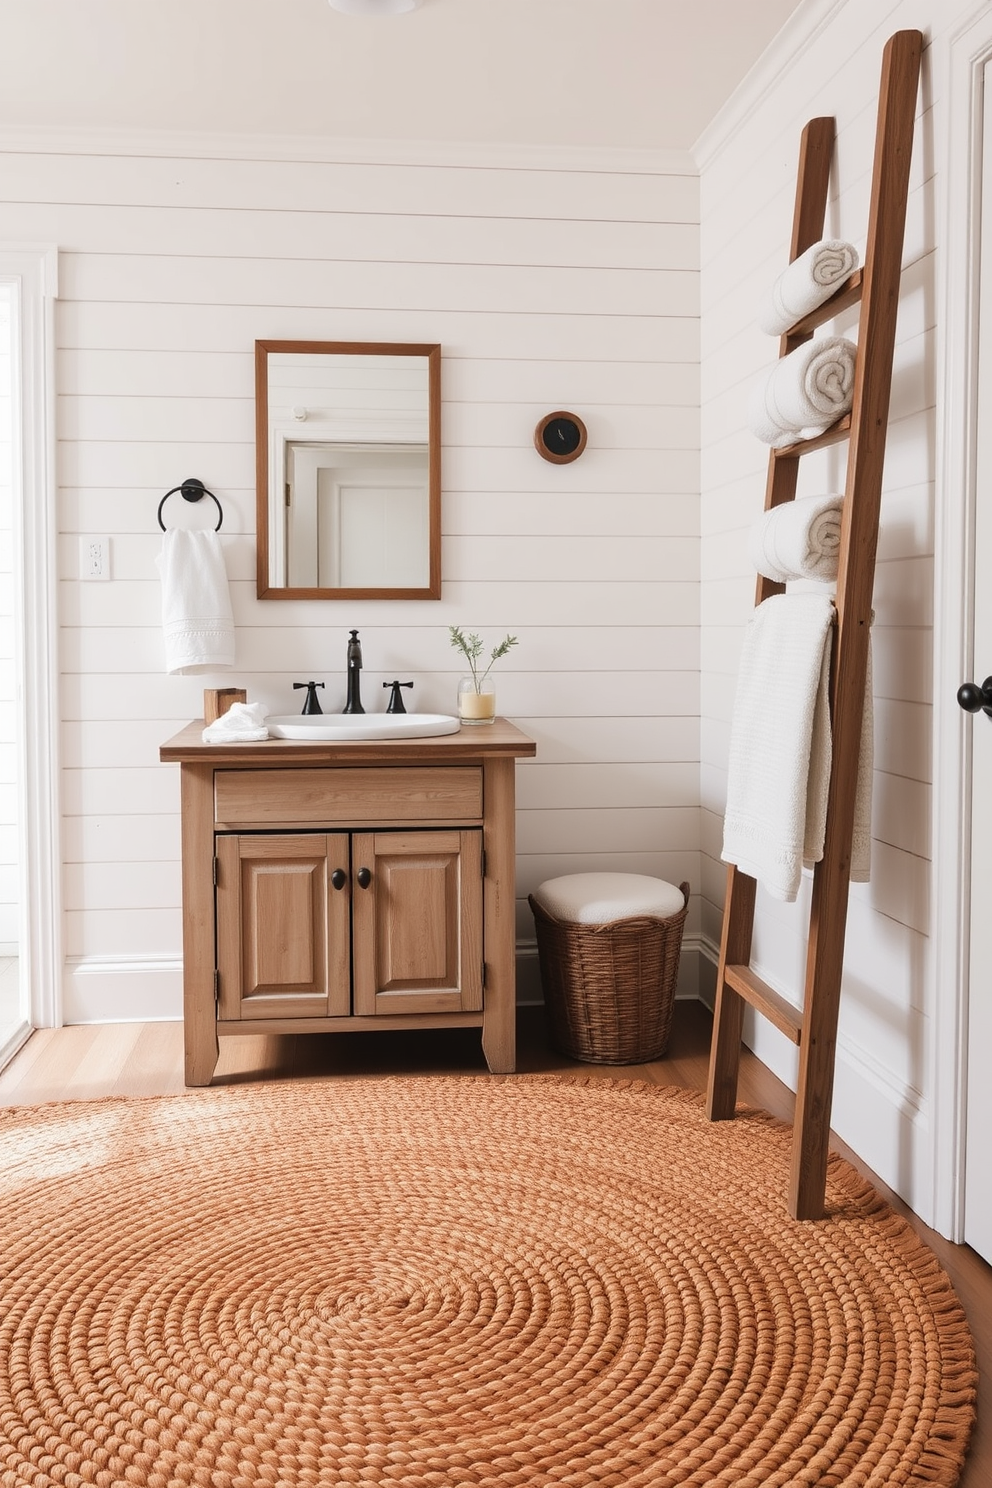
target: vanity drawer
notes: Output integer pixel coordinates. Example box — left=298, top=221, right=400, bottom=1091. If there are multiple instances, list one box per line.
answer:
left=214, top=766, right=483, bottom=827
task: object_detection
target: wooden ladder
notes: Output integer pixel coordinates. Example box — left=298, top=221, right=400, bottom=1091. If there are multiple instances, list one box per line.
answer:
left=705, top=29, right=924, bottom=1222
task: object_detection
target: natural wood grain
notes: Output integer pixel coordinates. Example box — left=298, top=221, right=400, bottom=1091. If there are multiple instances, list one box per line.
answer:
left=214, top=766, right=483, bottom=828
left=179, top=762, right=218, bottom=1087
left=352, top=829, right=483, bottom=1016
left=792, top=27, right=923, bottom=1222
left=481, top=756, right=517, bottom=1074
left=163, top=721, right=534, bottom=1084
left=160, top=718, right=537, bottom=765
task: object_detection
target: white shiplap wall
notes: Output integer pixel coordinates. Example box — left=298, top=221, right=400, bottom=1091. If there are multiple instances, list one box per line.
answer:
left=0, top=135, right=700, bottom=1020
left=697, top=0, right=974, bottom=1217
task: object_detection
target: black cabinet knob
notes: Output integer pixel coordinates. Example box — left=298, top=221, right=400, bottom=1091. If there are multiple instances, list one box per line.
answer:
left=957, top=676, right=992, bottom=717
left=357, top=867, right=372, bottom=889
left=331, top=868, right=346, bottom=891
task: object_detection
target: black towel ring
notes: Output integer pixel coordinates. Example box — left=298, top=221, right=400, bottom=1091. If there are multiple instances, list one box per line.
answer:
left=157, top=478, right=224, bottom=532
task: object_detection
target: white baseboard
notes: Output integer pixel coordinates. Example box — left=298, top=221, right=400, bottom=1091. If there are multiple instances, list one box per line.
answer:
left=63, top=940, right=712, bottom=1024
left=694, top=938, right=932, bottom=1218
left=63, top=956, right=183, bottom=1024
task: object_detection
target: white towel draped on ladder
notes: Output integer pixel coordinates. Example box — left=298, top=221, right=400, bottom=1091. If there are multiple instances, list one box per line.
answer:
left=722, top=593, right=872, bottom=902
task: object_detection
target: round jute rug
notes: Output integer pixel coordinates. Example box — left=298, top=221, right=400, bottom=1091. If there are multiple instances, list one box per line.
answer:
left=0, top=1077, right=977, bottom=1488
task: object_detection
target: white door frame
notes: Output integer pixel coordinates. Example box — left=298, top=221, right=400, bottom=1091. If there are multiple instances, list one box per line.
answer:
left=0, top=245, right=62, bottom=1034
left=931, top=9, right=992, bottom=1240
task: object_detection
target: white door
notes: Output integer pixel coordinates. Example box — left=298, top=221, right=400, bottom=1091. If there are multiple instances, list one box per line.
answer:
left=962, top=62, right=992, bottom=1265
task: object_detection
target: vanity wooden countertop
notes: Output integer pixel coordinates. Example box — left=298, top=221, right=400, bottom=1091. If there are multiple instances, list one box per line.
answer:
left=159, top=716, right=537, bottom=766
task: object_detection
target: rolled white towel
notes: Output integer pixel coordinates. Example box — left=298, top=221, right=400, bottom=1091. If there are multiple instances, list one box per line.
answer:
left=747, top=336, right=857, bottom=448
left=748, top=494, right=843, bottom=582
left=202, top=701, right=269, bottom=743
left=758, top=239, right=859, bottom=336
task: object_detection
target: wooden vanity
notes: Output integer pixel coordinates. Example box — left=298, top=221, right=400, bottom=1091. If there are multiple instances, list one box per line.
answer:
left=160, top=718, right=536, bottom=1085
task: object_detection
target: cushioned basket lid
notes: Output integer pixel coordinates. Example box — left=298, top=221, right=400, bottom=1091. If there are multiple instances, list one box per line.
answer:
left=531, top=872, right=686, bottom=924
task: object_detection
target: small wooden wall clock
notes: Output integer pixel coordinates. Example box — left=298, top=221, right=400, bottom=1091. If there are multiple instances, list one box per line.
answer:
left=534, top=411, right=587, bottom=464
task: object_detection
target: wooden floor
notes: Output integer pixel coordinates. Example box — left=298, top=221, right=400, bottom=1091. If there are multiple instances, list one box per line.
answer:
left=1, top=1000, right=989, bottom=1485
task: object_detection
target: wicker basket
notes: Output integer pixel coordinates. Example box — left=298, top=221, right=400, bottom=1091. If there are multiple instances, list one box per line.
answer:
left=529, top=881, right=690, bottom=1064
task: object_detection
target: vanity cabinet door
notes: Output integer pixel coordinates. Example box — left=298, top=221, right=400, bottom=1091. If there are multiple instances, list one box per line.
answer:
left=351, top=830, right=483, bottom=1017
left=216, top=832, right=351, bottom=1020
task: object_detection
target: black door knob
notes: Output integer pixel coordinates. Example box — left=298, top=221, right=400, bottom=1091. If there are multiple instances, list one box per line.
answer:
left=331, top=868, right=346, bottom=890
left=357, top=867, right=372, bottom=889
left=957, top=676, right=992, bottom=717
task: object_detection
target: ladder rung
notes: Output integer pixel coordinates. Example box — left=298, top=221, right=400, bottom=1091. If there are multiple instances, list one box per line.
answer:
left=724, top=964, right=803, bottom=1044
left=789, top=269, right=864, bottom=335
left=773, top=414, right=852, bottom=459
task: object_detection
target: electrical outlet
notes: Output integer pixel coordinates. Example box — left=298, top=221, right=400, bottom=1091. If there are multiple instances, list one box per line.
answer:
left=80, top=536, right=110, bottom=581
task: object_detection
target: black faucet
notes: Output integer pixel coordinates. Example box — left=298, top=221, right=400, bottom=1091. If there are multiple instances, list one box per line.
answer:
left=384, top=680, right=414, bottom=714
left=343, top=629, right=365, bottom=714
left=293, top=680, right=325, bottom=715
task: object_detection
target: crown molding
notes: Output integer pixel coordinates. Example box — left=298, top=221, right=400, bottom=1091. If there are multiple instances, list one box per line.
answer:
left=692, top=0, right=849, bottom=171
left=0, top=123, right=696, bottom=178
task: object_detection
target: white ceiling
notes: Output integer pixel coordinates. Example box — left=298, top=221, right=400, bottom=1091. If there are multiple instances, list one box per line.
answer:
left=0, top=0, right=802, bottom=153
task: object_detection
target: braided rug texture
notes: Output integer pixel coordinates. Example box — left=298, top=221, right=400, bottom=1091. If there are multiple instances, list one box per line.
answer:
left=0, top=1076, right=977, bottom=1488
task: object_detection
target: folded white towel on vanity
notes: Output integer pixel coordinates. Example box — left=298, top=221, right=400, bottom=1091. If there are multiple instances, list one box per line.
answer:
left=748, top=494, right=844, bottom=582
left=758, top=239, right=860, bottom=336
left=156, top=528, right=235, bottom=675
left=722, top=593, right=873, bottom=901
left=202, top=701, right=269, bottom=743
left=747, top=336, right=857, bottom=448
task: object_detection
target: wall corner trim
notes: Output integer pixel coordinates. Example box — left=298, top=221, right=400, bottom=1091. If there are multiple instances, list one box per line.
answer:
left=692, top=0, right=850, bottom=171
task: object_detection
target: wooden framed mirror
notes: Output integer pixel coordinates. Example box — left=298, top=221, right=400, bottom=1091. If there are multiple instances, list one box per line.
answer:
left=255, top=340, right=441, bottom=600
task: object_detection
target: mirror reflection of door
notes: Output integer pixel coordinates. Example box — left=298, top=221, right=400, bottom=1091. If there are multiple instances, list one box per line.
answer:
left=285, top=444, right=430, bottom=589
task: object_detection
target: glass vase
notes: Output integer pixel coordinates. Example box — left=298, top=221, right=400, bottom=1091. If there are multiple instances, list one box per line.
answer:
left=457, top=676, right=496, bottom=724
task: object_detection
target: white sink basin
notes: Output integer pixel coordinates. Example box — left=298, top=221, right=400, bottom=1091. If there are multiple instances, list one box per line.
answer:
left=267, top=712, right=461, bottom=741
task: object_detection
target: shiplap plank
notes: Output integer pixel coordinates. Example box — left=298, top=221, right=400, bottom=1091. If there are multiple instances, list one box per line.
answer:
left=1, top=150, right=699, bottom=222
left=60, top=669, right=700, bottom=724
left=62, top=766, right=178, bottom=816
left=58, top=300, right=694, bottom=362
left=61, top=623, right=699, bottom=677
left=63, top=577, right=699, bottom=629
left=0, top=199, right=698, bottom=271
left=515, top=762, right=699, bottom=811
left=517, top=716, right=698, bottom=764
left=60, top=252, right=699, bottom=321
left=58, top=394, right=700, bottom=453
left=57, top=349, right=700, bottom=408
left=62, top=814, right=179, bottom=864
left=63, top=908, right=181, bottom=958
left=441, top=535, right=697, bottom=583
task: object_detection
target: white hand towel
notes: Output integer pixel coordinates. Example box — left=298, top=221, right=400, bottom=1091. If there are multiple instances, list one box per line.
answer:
left=202, top=701, right=269, bottom=743
left=748, top=494, right=843, bottom=582
left=747, top=336, right=857, bottom=449
left=723, top=593, right=873, bottom=900
left=156, top=528, right=235, bottom=675
left=722, top=593, right=835, bottom=902
left=758, top=239, right=859, bottom=336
